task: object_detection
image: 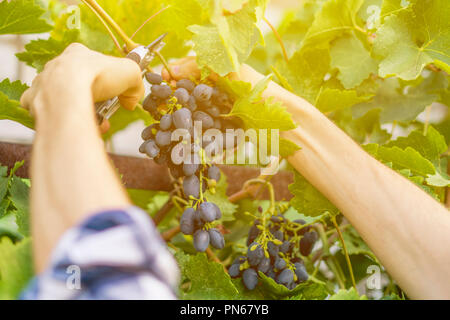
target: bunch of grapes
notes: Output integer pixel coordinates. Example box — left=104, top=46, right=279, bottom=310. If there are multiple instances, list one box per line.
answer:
left=229, top=206, right=318, bottom=290
left=139, top=72, right=239, bottom=252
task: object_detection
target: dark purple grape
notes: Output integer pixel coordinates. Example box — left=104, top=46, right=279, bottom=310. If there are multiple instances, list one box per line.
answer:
left=270, top=215, right=284, bottom=223
left=272, top=230, right=284, bottom=242
left=193, top=209, right=203, bottom=229
left=257, top=257, right=271, bottom=274
left=198, top=202, right=219, bottom=222
left=176, top=79, right=195, bottom=92
left=208, top=165, right=221, bottom=182
left=280, top=241, right=293, bottom=254
left=206, top=106, right=220, bottom=117
left=209, top=228, right=225, bottom=249
left=233, top=256, right=246, bottom=265
left=183, top=174, right=200, bottom=198
left=141, top=124, right=156, bottom=140
left=143, top=94, right=158, bottom=117
left=242, top=268, right=258, bottom=290
left=267, top=241, right=279, bottom=258
left=193, top=84, right=213, bottom=102
left=187, top=96, right=197, bottom=111
left=144, top=140, right=160, bottom=158
left=294, top=219, right=310, bottom=236
left=228, top=264, right=241, bottom=278
left=173, top=108, right=193, bottom=130
left=246, top=225, right=261, bottom=246
left=159, top=114, right=172, bottom=130
left=151, top=84, right=172, bottom=99
left=139, top=141, right=148, bottom=154
left=274, top=257, right=287, bottom=271
left=294, top=262, right=309, bottom=283
left=145, top=72, right=162, bottom=85
left=193, top=111, right=214, bottom=129
left=174, top=88, right=189, bottom=105
left=300, top=231, right=318, bottom=256
left=247, top=242, right=264, bottom=266
left=155, top=130, right=171, bottom=147
left=193, top=229, right=210, bottom=252
left=180, top=207, right=196, bottom=235
left=182, top=163, right=199, bottom=176
left=276, top=269, right=294, bottom=286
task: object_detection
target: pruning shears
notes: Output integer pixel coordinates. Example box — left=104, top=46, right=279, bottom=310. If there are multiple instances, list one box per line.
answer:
left=95, top=33, right=167, bottom=124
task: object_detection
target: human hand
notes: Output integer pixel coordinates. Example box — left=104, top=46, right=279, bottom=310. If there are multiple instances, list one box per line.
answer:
left=21, top=43, right=145, bottom=132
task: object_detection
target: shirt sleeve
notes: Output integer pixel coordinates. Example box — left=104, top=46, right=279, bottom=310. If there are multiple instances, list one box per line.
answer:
left=20, top=206, right=180, bottom=300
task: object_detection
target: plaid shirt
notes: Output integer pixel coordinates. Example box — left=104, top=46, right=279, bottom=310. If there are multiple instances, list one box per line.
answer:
left=21, top=207, right=179, bottom=300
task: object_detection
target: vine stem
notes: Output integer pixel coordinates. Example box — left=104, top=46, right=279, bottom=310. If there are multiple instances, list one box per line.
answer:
left=83, top=0, right=138, bottom=51
left=80, top=0, right=123, bottom=54
left=263, top=16, right=289, bottom=63
left=331, top=216, right=357, bottom=291
left=131, top=6, right=170, bottom=39
left=156, top=51, right=175, bottom=79
left=162, top=225, right=180, bottom=241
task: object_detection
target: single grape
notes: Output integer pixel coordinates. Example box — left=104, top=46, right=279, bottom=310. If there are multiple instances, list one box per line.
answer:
left=300, top=231, right=318, bottom=256
left=183, top=163, right=199, bottom=176
left=159, top=114, right=172, bottom=130
left=270, top=214, right=284, bottom=223
left=180, top=207, right=196, bottom=235
left=280, top=240, right=293, bottom=254
left=233, top=256, right=247, bottom=265
left=276, top=269, right=294, bottom=287
left=139, top=141, right=148, bottom=154
left=247, top=242, right=264, bottom=267
left=199, top=202, right=219, bottom=222
left=294, top=262, right=309, bottom=283
left=242, top=268, right=258, bottom=290
left=214, top=206, right=222, bottom=220
left=145, top=72, right=162, bottom=85
left=143, top=94, right=158, bottom=117
left=141, top=124, right=156, bottom=140
left=228, top=264, right=241, bottom=278
left=272, top=230, right=284, bottom=242
left=176, top=79, right=195, bottom=92
left=206, top=106, right=221, bottom=117
left=274, top=257, right=287, bottom=271
left=144, top=140, right=160, bottom=158
left=257, top=257, right=271, bottom=274
left=187, top=96, right=197, bottom=112
left=151, top=84, right=172, bottom=99
left=267, top=241, right=279, bottom=258
left=193, top=111, right=214, bottom=129
left=173, top=108, right=193, bottom=130
left=208, top=165, right=221, bottom=182
left=193, top=229, right=210, bottom=252
left=193, top=84, right=213, bottom=102
left=155, top=130, right=172, bottom=147
left=183, top=174, right=200, bottom=199
left=246, top=225, right=261, bottom=247
left=193, top=209, right=204, bottom=229
left=174, top=88, right=189, bottom=105
left=209, top=228, right=225, bottom=249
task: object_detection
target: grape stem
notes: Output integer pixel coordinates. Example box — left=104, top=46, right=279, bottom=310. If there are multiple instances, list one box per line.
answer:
left=80, top=0, right=124, bottom=55
left=156, top=51, right=175, bottom=79
left=331, top=216, right=357, bottom=292
left=82, top=0, right=138, bottom=51
left=263, top=16, right=289, bottom=63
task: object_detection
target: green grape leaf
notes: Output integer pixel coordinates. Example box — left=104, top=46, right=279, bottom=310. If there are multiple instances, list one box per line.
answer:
left=16, top=29, right=79, bottom=72
left=204, top=171, right=237, bottom=221
left=300, top=0, right=364, bottom=48
left=279, top=138, right=301, bottom=158
left=0, top=237, right=33, bottom=300
left=289, top=172, right=338, bottom=217
left=425, top=172, right=449, bottom=187
left=0, top=79, right=33, bottom=129
left=330, top=35, right=378, bottom=89
left=0, top=213, right=22, bottom=241
left=258, top=272, right=328, bottom=299
left=380, top=0, right=410, bottom=19
left=175, top=251, right=239, bottom=299
left=316, top=87, right=373, bottom=113
left=340, top=226, right=378, bottom=261
left=0, top=0, right=52, bottom=35
left=329, top=287, right=368, bottom=300
left=9, top=176, right=30, bottom=236
left=373, top=0, right=450, bottom=80
left=353, top=78, right=438, bottom=123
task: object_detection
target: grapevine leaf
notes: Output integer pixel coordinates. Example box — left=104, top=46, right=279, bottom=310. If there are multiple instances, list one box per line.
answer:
left=258, top=272, right=327, bottom=299
left=9, top=176, right=30, bottom=236
left=316, top=87, right=373, bottom=113
left=175, top=251, right=239, bottom=299
left=279, top=138, right=300, bottom=158
left=373, top=0, right=450, bottom=80
left=0, top=0, right=51, bottom=35
left=330, top=35, right=378, bottom=89
left=0, top=213, right=22, bottom=241
left=0, top=79, right=33, bottom=129
left=0, top=237, right=33, bottom=300
left=204, top=171, right=237, bottom=222
left=339, top=226, right=378, bottom=261
left=329, top=287, right=367, bottom=300
left=380, top=0, right=410, bottom=19
left=300, top=0, right=364, bottom=48
left=289, top=172, right=338, bottom=217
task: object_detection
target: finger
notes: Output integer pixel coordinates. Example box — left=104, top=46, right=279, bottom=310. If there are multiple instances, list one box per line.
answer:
left=100, top=119, right=110, bottom=134
left=91, top=56, right=145, bottom=109
left=20, top=88, right=32, bottom=110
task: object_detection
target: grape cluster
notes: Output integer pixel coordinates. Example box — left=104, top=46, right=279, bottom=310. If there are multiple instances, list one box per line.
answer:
left=139, top=72, right=238, bottom=252
left=229, top=207, right=318, bottom=290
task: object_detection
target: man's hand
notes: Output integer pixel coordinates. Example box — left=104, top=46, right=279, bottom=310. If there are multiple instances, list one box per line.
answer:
left=21, top=43, right=145, bottom=132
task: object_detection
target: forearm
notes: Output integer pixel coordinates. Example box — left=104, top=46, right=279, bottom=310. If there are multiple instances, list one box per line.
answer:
left=31, top=91, right=130, bottom=272
left=239, top=65, right=450, bottom=299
